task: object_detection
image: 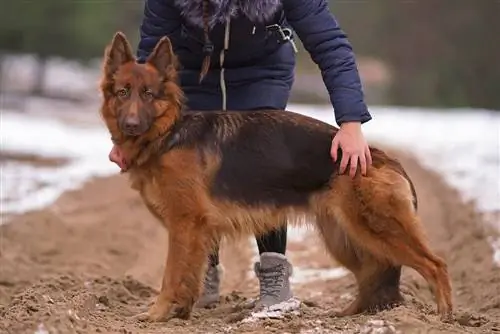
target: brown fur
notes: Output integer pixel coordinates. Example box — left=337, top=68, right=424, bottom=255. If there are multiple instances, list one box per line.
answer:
left=98, top=32, right=453, bottom=322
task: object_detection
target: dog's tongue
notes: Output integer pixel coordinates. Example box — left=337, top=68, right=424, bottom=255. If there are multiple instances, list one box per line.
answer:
left=109, top=145, right=128, bottom=172
left=117, top=158, right=128, bottom=173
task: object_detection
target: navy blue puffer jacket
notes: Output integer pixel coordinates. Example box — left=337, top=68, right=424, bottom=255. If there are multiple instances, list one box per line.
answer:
left=136, top=0, right=372, bottom=125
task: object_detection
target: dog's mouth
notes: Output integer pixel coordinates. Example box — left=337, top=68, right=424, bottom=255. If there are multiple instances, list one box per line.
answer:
left=122, top=127, right=148, bottom=137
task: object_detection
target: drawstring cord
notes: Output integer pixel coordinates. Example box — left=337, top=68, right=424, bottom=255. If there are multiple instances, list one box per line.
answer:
left=199, top=0, right=213, bottom=83
left=220, top=19, right=231, bottom=111
left=198, top=0, right=229, bottom=112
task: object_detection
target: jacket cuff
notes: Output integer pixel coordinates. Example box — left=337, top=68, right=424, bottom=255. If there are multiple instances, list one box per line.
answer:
left=333, top=100, right=372, bottom=126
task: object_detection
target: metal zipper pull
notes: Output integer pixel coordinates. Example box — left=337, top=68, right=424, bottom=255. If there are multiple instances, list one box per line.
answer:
left=280, top=27, right=298, bottom=53
left=265, top=24, right=298, bottom=54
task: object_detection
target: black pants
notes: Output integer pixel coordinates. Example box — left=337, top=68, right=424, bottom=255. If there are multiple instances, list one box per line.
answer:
left=208, top=224, right=287, bottom=267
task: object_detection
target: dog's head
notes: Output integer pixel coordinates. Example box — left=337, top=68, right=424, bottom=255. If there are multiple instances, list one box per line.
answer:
left=99, top=32, right=184, bottom=144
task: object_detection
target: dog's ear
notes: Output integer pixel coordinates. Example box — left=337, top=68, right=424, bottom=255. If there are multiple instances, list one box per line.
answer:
left=104, top=31, right=134, bottom=78
left=146, top=36, right=176, bottom=78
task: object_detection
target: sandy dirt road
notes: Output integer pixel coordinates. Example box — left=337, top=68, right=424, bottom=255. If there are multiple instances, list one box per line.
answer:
left=1, top=150, right=499, bottom=334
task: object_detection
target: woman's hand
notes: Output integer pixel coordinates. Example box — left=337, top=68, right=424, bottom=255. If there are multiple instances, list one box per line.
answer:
left=330, top=121, right=372, bottom=178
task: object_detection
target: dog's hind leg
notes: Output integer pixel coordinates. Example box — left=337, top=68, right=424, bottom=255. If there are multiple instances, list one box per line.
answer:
left=339, top=261, right=404, bottom=316
left=323, top=171, right=453, bottom=320
left=315, top=213, right=403, bottom=316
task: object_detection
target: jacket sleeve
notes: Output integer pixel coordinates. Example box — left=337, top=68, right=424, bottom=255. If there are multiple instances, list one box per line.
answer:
left=283, top=0, right=372, bottom=125
left=136, top=0, right=182, bottom=63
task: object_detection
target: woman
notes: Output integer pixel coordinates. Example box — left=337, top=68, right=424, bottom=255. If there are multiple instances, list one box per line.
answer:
left=109, top=0, right=373, bottom=312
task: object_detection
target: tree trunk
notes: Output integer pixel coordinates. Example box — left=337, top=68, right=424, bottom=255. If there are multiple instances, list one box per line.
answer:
left=32, top=55, right=48, bottom=96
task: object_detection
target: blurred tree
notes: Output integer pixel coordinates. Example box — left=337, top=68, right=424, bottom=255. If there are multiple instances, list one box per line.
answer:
left=2, top=0, right=78, bottom=93
left=0, top=0, right=497, bottom=109
left=0, top=0, right=143, bottom=95
left=330, top=0, right=500, bottom=110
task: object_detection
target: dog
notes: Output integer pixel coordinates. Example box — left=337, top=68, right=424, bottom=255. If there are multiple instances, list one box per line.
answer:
left=98, top=31, right=453, bottom=322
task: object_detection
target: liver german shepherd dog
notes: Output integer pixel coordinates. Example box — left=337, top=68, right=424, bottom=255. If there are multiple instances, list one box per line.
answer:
left=98, top=32, right=452, bottom=322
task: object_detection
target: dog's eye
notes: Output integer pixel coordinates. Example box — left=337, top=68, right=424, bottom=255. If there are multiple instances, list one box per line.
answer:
left=143, top=88, right=154, bottom=99
left=116, top=88, right=129, bottom=97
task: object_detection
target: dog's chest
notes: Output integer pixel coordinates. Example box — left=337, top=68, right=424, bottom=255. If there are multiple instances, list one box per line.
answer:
left=129, top=172, right=166, bottom=223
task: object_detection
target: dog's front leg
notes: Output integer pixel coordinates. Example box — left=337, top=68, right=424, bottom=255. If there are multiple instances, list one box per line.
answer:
left=136, top=216, right=210, bottom=322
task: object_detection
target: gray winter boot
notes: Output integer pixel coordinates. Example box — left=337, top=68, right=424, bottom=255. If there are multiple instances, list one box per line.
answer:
left=253, top=252, right=294, bottom=309
left=195, top=264, right=221, bottom=308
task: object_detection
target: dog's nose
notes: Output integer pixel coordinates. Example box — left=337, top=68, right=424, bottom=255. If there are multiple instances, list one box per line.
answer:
left=124, top=117, right=140, bottom=133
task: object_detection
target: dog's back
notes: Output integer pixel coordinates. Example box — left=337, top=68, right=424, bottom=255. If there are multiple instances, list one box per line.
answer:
left=156, top=109, right=417, bottom=210
left=160, top=110, right=346, bottom=206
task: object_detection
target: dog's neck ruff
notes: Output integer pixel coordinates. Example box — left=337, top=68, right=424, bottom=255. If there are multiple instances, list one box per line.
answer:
left=125, top=117, right=183, bottom=171
left=174, top=0, right=282, bottom=29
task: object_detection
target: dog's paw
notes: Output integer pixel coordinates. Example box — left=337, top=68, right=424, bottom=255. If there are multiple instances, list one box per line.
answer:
left=437, top=302, right=453, bottom=323
left=132, top=303, right=173, bottom=322
left=132, top=301, right=193, bottom=322
left=334, top=300, right=362, bottom=317
left=439, top=310, right=454, bottom=323
left=132, top=311, right=155, bottom=322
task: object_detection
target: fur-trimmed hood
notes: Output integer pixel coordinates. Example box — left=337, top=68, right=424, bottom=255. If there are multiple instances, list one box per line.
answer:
left=174, top=0, right=282, bottom=28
